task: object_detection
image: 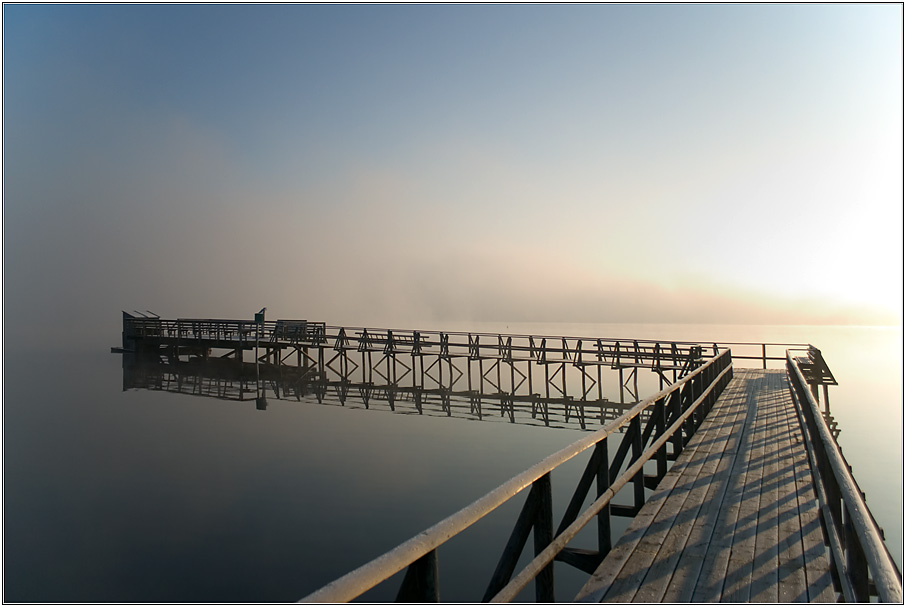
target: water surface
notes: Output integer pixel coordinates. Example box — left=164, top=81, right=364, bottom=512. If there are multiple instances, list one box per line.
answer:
left=3, top=322, right=901, bottom=601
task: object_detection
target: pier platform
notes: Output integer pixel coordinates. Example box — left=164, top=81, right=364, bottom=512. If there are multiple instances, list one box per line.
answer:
left=576, top=369, right=835, bottom=602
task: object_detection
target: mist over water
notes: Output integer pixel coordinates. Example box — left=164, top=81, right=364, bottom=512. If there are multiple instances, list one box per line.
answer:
left=3, top=321, right=900, bottom=601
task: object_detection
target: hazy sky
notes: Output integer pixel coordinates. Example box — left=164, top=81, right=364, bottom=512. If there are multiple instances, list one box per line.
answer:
left=3, top=4, right=902, bottom=346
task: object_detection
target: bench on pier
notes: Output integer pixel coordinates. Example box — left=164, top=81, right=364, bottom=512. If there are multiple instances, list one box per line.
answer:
left=793, top=346, right=837, bottom=386
left=173, top=319, right=250, bottom=341
left=271, top=320, right=326, bottom=344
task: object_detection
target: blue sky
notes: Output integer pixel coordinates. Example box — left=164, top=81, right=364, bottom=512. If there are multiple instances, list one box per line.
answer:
left=3, top=4, right=902, bottom=343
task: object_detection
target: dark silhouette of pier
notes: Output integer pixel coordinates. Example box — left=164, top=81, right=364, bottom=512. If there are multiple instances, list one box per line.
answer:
left=114, top=312, right=898, bottom=602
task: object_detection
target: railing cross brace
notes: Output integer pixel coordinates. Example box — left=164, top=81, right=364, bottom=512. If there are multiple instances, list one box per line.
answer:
left=483, top=474, right=554, bottom=602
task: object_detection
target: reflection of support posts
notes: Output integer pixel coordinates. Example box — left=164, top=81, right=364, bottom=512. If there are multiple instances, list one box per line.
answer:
left=336, top=381, right=348, bottom=405
left=411, top=387, right=422, bottom=413
left=566, top=397, right=585, bottom=430
left=447, top=356, right=458, bottom=391
left=440, top=389, right=451, bottom=416
left=482, top=359, right=500, bottom=393
left=437, top=349, right=444, bottom=390
left=496, top=350, right=502, bottom=394
left=466, top=356, right=473, bottom=394
left=471, top=393, right=483, bottom=420
left=500, top=394, right=515, bottom=422
left=561, top=362, right=567, bottom=405
left=593, top=364, right=604, bottom=403
left=509, top=361, right=516, bottom=396
left=618, top=367, right=638, bottom=404
left=531, top=393, right=550, bottom=426
left=545, top=363, right=551, bottom=402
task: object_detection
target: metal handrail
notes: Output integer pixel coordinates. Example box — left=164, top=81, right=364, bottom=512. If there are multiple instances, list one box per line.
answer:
left=786, top=351, right=902, bottom=602
left=300, top=350, right=733, bottom=602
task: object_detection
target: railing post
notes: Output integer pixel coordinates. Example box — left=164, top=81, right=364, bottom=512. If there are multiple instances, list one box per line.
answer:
left=655, top=398, right=667, bottom=481
left=484, top=472, right=557, bottom=602
left=534, top=472, right=554, bottom=602
left=669, top=390, right=683, bottom=458
left=691, top=371, right=703, bottom=429
left=845, top=509, right=871, bottom=601
left=396, top=549, right=439, bottom=602
left=681, top=383, right=694, bottom=446
left=596, top=438, right=612, bottom=556
left=631, top=416, right=645, bottom=510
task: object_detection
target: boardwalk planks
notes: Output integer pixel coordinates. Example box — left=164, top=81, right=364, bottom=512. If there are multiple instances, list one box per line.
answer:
left=576, top=369, right=836, bottom=603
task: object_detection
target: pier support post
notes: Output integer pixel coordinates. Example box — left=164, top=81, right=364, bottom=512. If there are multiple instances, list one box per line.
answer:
left=396, top=549, right=439, bottom=602
left=534, top=473, right=555, bottom=602
left=596, top=439, right=612, bottom=555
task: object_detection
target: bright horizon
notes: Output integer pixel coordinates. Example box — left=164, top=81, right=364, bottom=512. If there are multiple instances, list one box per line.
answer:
left=4, top=4, right=903, bottom=346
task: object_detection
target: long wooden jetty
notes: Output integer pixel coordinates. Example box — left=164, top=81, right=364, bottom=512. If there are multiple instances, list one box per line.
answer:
left=118, top=311, right=801, bottom=405
left=115, top=312, right=901, bottom=602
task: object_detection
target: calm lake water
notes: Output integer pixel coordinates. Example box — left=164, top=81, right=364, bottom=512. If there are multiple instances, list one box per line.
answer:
left=3, top=322, right=901, bottom=602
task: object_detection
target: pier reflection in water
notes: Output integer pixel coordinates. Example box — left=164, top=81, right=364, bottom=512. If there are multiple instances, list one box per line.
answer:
left=121, top=354, right=648, bottom=432
left=121, top=348, right=841, bottom=440
left=119, top=315, right=845, bottom=440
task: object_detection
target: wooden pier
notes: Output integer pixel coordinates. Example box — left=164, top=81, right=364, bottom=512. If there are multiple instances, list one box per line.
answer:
left=115, top=313, right=901, bottom=602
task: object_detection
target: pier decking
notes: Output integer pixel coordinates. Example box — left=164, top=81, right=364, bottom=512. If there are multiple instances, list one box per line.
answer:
left=575, top=369, right=834, bottom=602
